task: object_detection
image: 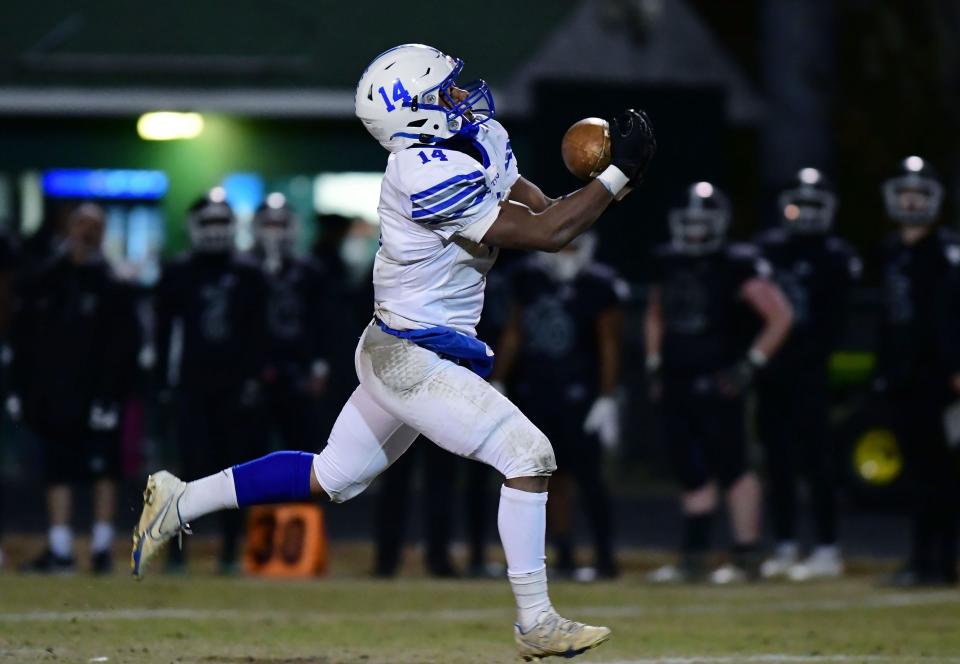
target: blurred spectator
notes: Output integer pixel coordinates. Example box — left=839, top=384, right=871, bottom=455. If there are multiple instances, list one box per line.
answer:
left=492, top=234, right=627, bottom=580
left=154, top=192, right=267, bottom=574
left=249, top=195, right=330, bottom=452
left=873, top=157, right=960, bottom=587
left=644, top=183, right=792, bottom=584
left=10, top=202, right=138, bottom=573
left=754, top=169, right=862, bottom=581
left=0, top=227, right=18, bottom=569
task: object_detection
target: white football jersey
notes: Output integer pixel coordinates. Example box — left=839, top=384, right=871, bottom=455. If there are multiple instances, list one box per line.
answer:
left=373, top=119, right=519, bottom=336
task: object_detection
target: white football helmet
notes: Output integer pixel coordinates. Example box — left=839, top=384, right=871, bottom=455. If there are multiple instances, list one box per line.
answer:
left=355, top=44, right=495, bottom=153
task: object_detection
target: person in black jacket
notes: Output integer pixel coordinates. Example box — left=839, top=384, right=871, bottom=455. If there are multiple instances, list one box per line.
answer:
left=874, top=157, right=960, bottom=587
left=250, top=194, right=330, bottom=452
left=155, top=192, right=267, bottom=573
left=11, top=202, right=137, bottom=573
left=754, top=169, right=862, bottom=581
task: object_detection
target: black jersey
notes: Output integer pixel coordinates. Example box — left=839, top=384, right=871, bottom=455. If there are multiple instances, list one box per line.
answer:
left=508, top=258, right=629, bottom=402
left=10, top=255, right=138, bottom=432
left=652, top=243, right=768, bottom=376
left=156, top=252, right=267, bottom=392
left=756, top=229, right=861, bottom=372
left=261, top=257, right=330, bottom=385
left=877, top=228, right=960, bottom=387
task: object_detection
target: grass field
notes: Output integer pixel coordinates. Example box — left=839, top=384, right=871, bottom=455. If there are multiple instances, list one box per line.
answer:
left=1, top=540, right=959, bottom=664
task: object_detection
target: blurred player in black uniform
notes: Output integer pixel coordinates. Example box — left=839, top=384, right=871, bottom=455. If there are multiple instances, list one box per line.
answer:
left=251, top=194, right=329, bottom=452
left=754, top=169, right=862, bottom=581
left=492, top=234, right=628, bottom=580
left=645, top=183, right=793, bottom=584
left=10, top=202, right=137, bottom=573
left=155, top=192, right=267, bottom=573
left=873, top=157, right=960, bottom=587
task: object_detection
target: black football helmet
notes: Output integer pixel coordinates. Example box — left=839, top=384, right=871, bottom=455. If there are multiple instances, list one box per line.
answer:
left=778, top=167, right=836, bottom=233
left=669, top=181, right=730, bottom=254
left=253, top=192, right=299, bottom=265
left=883, top=156, right=943, bottom=225
left=187, top=188, right=236, bottom=252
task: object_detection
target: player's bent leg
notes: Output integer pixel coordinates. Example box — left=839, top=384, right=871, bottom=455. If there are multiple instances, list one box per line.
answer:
left=132, top=385, right=417, bottom=578
left=355, top=326, right=607, bottom=658
left=312, top=384, right=418, bottom=503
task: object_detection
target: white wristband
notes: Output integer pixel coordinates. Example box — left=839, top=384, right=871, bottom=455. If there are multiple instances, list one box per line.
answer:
left=747, top=348, right=768, bottom=368
left=596, top=165, right=629, bottom=196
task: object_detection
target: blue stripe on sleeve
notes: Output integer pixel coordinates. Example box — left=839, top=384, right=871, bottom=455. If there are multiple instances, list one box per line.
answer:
left=412, top=181, right=486, bottom=219
left=410, top=170, right=485, bottom=202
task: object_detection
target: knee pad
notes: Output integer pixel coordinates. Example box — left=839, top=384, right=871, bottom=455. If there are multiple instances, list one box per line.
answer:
left=501, top=430, right=557, bottom=479
left=311, top=453, right=372, bottom=504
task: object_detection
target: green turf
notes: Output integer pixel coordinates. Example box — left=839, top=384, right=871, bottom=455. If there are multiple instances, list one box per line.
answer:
left=1, top=569, right=959, bottom=664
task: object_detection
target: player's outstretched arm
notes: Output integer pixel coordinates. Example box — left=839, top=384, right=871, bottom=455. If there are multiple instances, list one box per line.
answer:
left=482, top=180, right=614, bottom=252
left=483, top=109, right=655, bottom=252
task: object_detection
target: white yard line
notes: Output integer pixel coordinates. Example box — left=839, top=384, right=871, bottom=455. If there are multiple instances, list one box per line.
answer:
left=607, top=657, right=960, bottom=664
left=0, top=590, right=957, bottom=624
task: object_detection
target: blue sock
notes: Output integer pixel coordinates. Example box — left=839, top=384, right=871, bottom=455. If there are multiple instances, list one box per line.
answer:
left=232, top=451, right=315, bottom=507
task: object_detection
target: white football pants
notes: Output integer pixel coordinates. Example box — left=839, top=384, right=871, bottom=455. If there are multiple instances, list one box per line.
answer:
left=313, top=323, right=556, bottom=503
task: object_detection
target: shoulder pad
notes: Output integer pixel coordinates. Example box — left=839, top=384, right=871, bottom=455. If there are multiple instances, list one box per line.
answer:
left=825, top=235, right=856, bottom=255
left=726, top=242, right=760, bottom=260
left=652, top=243, right=676, bottom=259
left=232, top=254, right=263, bottom=271
left=396, top=149, right=490, bottom=226
left=756, top=227, right=788, bottom=246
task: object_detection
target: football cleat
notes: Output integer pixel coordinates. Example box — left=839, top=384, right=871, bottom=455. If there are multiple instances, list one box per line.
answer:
left=788, top=546, right=844, bottom=582
left=19, top=549, right=76, bottom=575
left=760, top=542, right=799, bottom=579
left=708, top=563, right=748, bottom=585
left=514, top=610, right=610, bottom=661
left=131, top=471, right=190, bottom=579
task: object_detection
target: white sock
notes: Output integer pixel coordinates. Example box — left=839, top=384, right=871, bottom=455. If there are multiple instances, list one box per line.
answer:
left=49, top=525, right=73, bottom=558
left=498, top=485, right=553, bottom=630
left=91, top=521, right=114, bottom=554
left=178, top=468, right=239, bottom=524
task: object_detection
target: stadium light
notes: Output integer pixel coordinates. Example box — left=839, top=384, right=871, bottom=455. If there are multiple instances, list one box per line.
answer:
left=137, top=112, right=204, bottom=141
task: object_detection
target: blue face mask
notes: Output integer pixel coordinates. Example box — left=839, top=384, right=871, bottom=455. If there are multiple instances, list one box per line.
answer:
left=414, top=59, right=496, bottom=137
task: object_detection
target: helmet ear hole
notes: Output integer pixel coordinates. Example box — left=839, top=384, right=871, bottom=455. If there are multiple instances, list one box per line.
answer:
left=433, top=124, right=439, bottom=130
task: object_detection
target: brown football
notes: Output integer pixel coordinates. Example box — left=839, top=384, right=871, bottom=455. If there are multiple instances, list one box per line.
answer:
left=561, top=117, right=611, bottom=181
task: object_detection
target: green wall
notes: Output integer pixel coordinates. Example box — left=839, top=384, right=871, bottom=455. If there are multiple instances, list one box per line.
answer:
left=0, top=115, right=387, bottom=251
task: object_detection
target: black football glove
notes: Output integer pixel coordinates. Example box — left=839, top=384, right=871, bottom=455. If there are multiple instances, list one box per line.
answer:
left=713, top=359, right=756, bottom=399
left=610, top=108, right=657, bottom=184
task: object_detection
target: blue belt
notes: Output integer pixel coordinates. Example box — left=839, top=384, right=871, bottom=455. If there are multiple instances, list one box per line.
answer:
left=375, top=318, right=495, bottom=378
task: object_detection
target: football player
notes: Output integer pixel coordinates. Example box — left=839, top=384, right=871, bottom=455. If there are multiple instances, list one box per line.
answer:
left=874, top=157, right=960, bottom=587
left=250, top=194, right=330, bottom=451
left=10, top=202, right=138, bottom=573
left=153, top=192, right=268, bottom=574
left=133, top=43, right=655, bottom=660
left=754, top=168, right=861, bottom=581
left=645, top=182, right=793, bottom=584
left=491, top=233, right=628, bottom=580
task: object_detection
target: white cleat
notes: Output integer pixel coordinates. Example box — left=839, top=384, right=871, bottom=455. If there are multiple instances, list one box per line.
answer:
left=760, top=542, right=799, bottom=580
left=708, top=563, right=749, bottom=585
left=131, top=471, right=190, bottom=579
left=788, top=546, right=844, bottom=582
left=514, top=610, right=611, bottom=661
